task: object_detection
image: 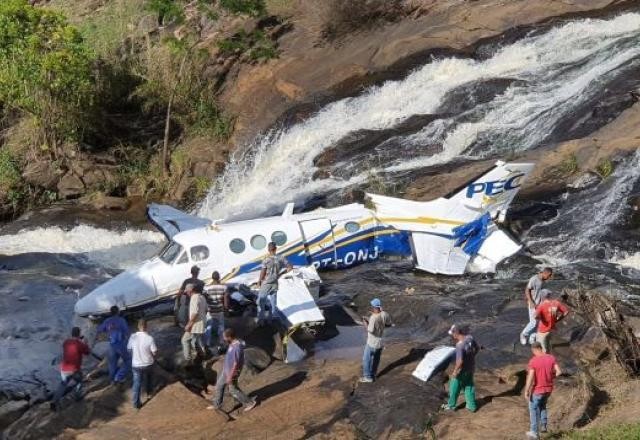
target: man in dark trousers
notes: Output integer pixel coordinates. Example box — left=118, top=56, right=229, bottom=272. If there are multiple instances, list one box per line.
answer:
left=257, top=242, right=292, bottom=325
left=175, top=265, right=205, bottom=326
left=524, top=341, right=562, bottom=439
left=96, top=305, right=130, bottom=384
left=207, top=328, right=257, bottom=413
left=443, top=324, right=479, bottom=412
left=50, top=327, right=90, bottom=411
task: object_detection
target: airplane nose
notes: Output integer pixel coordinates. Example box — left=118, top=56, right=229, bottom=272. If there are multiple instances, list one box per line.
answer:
left=74, top=270, right=157, bottom=317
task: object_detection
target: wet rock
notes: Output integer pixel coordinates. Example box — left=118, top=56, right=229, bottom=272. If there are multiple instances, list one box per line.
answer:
left=82, top=193, right=130, bottom=211
left=276, top=79, right=305, bottom=101
left=577, top=326, right=610, bottom=364
left=57, top=173, right=85, bottom=199
left=567, top=172, right=600, bottom=191
left=21, top=161, right=60, bottom=190
left=0, top=399, right=29, bottom=431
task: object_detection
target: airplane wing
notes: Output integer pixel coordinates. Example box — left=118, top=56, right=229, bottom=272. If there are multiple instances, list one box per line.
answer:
left=147, top=203, right=212, bottom=239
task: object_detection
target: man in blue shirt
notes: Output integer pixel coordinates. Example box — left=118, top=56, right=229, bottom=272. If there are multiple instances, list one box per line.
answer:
left=96, top=305, right=130, bottom=384
left=207, top=328, right=256, bottom=413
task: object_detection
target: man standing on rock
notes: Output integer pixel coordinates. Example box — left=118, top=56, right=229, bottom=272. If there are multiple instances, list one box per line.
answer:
left=182, top=284, right=208, bottom=363
left=207, top=328, right=257, bottom=413
left=534, top=290, right=569, bottom=353
left=257, top=242, right=292, bottom=325
left=96, top=305, right=130, bottom=384
left=520, top=268, right=553, bottom=346
left=175, top=265, right=205, bottom=327
left=524, top=341, right=562, bottom=439
left=50, top=327, right=90, bottom=411
left=128, top=319, right=157, bottom=409
left=443, top=324, right=479, bottom=412
left=359, top=298, right=392, bottom=383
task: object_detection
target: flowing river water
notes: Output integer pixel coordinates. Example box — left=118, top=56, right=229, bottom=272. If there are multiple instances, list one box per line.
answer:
left=1, top=12, right=640, bottom=404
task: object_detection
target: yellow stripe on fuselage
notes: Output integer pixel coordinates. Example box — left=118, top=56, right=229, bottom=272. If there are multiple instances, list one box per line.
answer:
left=378, top=216, right=465, bottom=226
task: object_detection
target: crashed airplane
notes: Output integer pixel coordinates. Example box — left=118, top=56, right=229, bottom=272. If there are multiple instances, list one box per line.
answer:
left=75, top=161, right=534, bottom=322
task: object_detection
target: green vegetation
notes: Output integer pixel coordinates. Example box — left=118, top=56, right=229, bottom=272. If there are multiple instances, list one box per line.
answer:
left=0, top=0, right=97, bottom=160
left=193, top=176, right=212, bottom=199
left=218, top=29, right=279, bottom=61
left=560, top=153, right=579, bottom=175
left=220, top=0, right=266, bottom=17
left=0, top=150, right=25, bottom=210
left=146, top=0, right=185, bottom=26
left=556, top=423, right=640, bottom=439
left=595, top=157, right=614, bottom=179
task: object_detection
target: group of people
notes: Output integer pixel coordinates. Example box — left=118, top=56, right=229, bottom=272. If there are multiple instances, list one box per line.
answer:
left=357, top=267, right=570, bottom=439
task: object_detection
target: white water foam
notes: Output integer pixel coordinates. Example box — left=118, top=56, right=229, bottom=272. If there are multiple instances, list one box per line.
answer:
left=0, top=225, right=164, bottom=270
left=198, top=13, right=640, bottom=220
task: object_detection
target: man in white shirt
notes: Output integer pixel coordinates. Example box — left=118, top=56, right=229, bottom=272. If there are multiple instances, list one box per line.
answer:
left=182, top=286, right=208, bottom=363
left=127, top=319, right=157, bottom=409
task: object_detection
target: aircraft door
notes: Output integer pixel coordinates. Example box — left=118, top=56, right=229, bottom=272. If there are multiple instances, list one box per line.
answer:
left=298, top=218, right=337, bottom=269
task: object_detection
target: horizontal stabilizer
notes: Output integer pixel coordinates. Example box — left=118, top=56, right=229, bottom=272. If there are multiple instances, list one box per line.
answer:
left=412, top=233, right=470, bottom=275
left=147, top=204, right=212, bottom=239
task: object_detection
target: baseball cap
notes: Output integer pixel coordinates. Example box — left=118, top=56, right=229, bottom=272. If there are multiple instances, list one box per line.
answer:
left=370, top=298, right=382, bottom=308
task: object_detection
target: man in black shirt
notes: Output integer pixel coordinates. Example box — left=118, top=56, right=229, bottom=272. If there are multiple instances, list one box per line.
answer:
left=174, top=265, right=205, bottom=326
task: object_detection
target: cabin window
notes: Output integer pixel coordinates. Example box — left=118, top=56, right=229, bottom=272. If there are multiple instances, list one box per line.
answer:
left=345, top=221, right=360, bottom=233
left=159, top=242, right=183, bottom=264
left=251, top=234, right=267, bottom=250
left=190, top=245, right=210, bottom=262
left=229, top=238, right=245, bottom=254
left=176, top=251, right=189, bottom=265
left=271, top=231, right=287, bottom=246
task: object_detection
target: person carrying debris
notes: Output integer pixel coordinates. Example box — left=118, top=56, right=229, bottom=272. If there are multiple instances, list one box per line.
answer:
left=207, top=328, right=257, bottom=413
left=534, top=290, right=569, bottom=353
left=128, top=319, right=157, bottom=409
left=50, top=327, right=90, bottom=411
left=443, top=324, right=479, bottom=412
left=96, top=305, right=130, bottom=384
left=182, top=283, right=208, bottom=363
left=524, top=341, right=562, bottom=439
left=257, top=242, right=292, bottom=325
left=359, top=298, right=392, bottom=383
left=520, top=268, right=553, bottom=345
left=175, top=265, right=205, bottom=327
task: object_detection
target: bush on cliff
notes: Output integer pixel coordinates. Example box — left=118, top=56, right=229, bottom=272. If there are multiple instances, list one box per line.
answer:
left=0, top=0, right=97, bottom=161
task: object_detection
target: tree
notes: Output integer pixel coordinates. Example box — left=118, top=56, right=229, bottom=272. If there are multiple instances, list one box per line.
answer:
left=0, top=0, right=96, bottom=160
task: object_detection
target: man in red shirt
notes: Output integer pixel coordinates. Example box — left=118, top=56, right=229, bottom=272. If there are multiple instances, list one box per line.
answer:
left=524, top=341, right=562, bottom=439
left=50, top=327, right=91, bottom=411
left=534, top=290, right=569, bottom=353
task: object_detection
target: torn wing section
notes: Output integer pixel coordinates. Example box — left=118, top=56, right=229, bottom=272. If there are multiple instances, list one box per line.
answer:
left=147, top=203, right=212, bottom=239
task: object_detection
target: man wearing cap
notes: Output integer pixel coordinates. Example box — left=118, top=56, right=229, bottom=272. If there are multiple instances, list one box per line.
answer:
left=520, top=268, right=553, bottom=345
left=443, top=324, right=479, bottom=412
left=534, top=290, right=569, bottom=353
left=359, top=298, right=392, bottom=383
left=175, top=265, right=205, bottom=327
left=257, top=242, right=292, bottom=325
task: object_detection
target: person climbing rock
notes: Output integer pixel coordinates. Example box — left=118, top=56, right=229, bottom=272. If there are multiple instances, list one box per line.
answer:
left=175, top=265, right=205, bottom=327
left=524, top=341, right=562, bottom=439
left=207, top=328, right=257, bottom=413
left=359, top=298, right=392, bottom=383
left=443, top=324, right=479, bottom=412
left=534, top=290, right=569, bottom=353
left=520, top=268, right=553, bottom=345
left=50, top=327, right=90, bottom=411
left=257, top=242, right=292, bottom=325
left=128, top=319, right=157, bottom=409
left=96, top=305, right=130, bottom=384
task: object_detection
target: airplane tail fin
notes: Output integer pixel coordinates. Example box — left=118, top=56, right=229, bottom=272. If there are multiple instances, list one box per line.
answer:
left=446, top=160, right=535, bottom=222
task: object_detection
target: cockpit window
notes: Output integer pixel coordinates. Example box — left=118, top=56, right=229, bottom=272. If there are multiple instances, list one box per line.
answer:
left=176, top=252, right=189, bottom=265
left=191, top=245, right=210, bottom=262
left=159, top=242, right=183, bottom=264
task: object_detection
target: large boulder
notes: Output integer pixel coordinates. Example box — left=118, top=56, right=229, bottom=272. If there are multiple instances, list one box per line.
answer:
left=57, top=172, right=85, bottom=199
left=21, top=161, right=60, bottom=190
